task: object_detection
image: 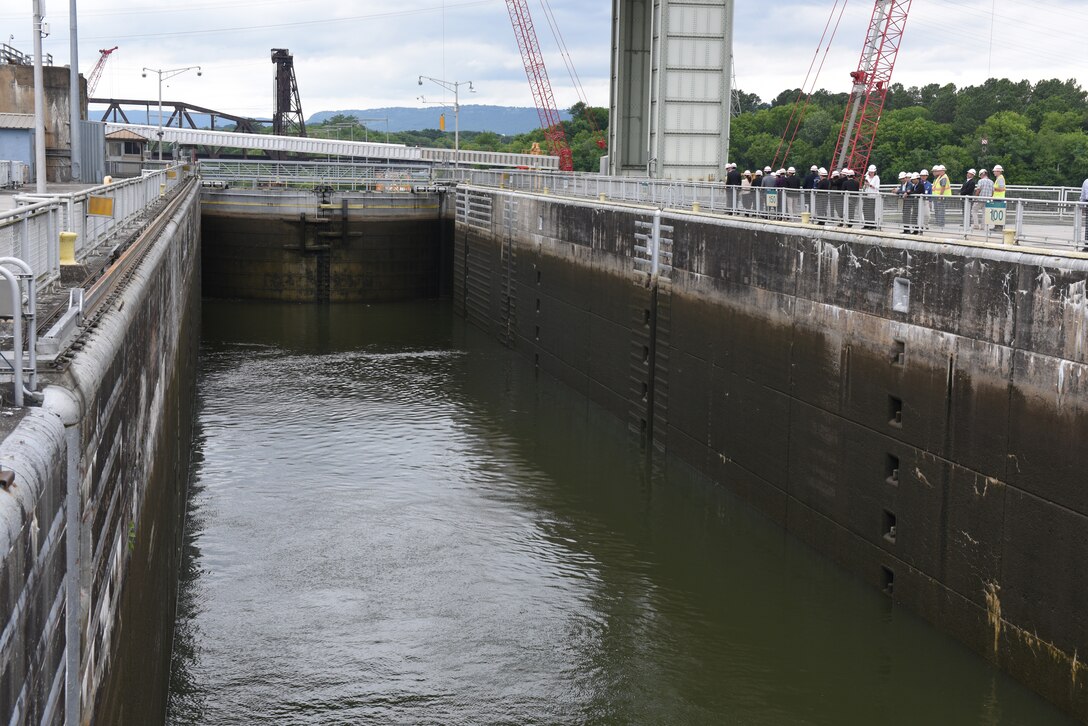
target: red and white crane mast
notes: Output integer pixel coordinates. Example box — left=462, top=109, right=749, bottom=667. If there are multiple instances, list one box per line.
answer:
left=88, top=46, right=118, bottom=96
left=831, top=0, right=912, bottom=173
left=505, top=0, right=574, bottom=171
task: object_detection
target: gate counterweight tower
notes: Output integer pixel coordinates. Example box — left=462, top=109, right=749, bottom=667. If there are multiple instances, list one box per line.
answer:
left=272, top=48, right=307, bottom=137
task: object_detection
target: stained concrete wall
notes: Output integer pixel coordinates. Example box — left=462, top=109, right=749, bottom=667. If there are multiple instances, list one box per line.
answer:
left=0, top=180, right=200, bottom=724
left=201, top=188, right=452, bottom=302
left=453, top=185, right=1088, bottom=720
left=0, top=65, right=88, bottom=183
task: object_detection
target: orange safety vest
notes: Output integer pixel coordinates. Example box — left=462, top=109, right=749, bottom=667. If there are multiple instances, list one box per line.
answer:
left=993, top=173, right=1006, bottom=199
left=933, top=174, right=952, bottom=196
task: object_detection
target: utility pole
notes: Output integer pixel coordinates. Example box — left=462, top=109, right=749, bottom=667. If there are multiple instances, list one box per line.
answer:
left=69, top=0, right=81, bottom=182
left=418, top=76, right=474, bottom=166
left=32, top=0, right=47, bottom=193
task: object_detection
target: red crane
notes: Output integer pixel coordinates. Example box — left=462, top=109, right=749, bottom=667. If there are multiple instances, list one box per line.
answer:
left=831, top=0, right=912, bottom=173
left=505, top=0, right=574, bottom=171
left=87, top=46, right=118, bottom=96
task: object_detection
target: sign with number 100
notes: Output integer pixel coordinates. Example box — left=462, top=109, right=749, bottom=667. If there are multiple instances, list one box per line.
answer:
left=985, top=201, right=1006, bottom=227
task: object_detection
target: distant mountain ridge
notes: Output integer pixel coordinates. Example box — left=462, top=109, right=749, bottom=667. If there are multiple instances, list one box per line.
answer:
left=309, top=105, right=571, bottom=136
left=89, top=104, right=571, bottom=136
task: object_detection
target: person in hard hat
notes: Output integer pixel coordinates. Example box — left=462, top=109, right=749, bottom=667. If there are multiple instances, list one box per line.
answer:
left=931, top=164, right=952, bottom=227
left=815, top=167, right=830, bottom=224
left=992, top=164, right=1007, bottom=199
left=784, top=166, right=801, bottom=217
left=725, top=162, right=742, bottom=212
left=741, top=169, right=754, bottom=214
left=973, top=168, right=994, bottom=230
left=840, top=169, right=860, bottom=227
left=960, top=168, right=978, bottom=230
left=862, top=164, right=881, bottom=229
left=991, top=164, right=1007, bottom=229
left=1079, top=174, right=1088, bottom=251
left=895, top=171, right=910, bottom=227
left=904, top=171, right=923, bottom=234
left=830, top=169, right=844, bottom=224
left=726, top=162, right=742, bottom=188
left=917, top=169, right=932, bottom=229
left=959, top=168, right=977, bottom=197
left=802, top=164, right=820, bottom=190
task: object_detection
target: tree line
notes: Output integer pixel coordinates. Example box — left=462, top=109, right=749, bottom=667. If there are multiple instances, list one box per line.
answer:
left=288, top=77, right=1088, bottom=183
left=731, top=77, right=1088, bottom=186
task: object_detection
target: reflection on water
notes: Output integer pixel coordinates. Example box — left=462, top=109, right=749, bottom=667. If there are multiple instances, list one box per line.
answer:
left=167, top=299, right=1073, bottom=725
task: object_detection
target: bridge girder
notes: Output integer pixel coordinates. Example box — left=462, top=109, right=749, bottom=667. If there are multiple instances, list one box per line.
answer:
left=609, top=0, right=734, bottom=180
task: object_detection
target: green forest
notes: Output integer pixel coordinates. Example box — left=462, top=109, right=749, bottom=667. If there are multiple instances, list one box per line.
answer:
left=306, top=78, right=1088, bottom=185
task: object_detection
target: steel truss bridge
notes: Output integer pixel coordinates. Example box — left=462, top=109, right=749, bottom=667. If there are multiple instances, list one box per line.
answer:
left=103, top=122, right=559, bottom=170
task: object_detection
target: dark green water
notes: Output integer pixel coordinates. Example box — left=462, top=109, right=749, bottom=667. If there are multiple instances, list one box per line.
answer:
left=166, top=299, right=1073, bottom=725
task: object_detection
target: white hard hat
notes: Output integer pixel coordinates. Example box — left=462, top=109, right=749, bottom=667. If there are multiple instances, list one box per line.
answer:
left=967, top=168, right=976, bottom=175
left=868, top=164, right=877, bottom=173
left=810, top=165, right=818, bottom=171
left=754, top=169, right=763, bottom=175
left=743, top=169, right=751, bottom=176
left=787, top=166, right=796, bottom=173
left=818, top=167, right=827, bottom=175
left=898, top=171, right=907, bottom=179
left=993, top=164, right=1004, bottom=172
left=764, top=166, right=772, bottom=172
left=935, top=164, right=946, bottom=171
left=910, top=172, right=920, bottom=179
left=831, top=170, right=840, bottom=177
left=920, top=168, right=929, bottom=175
left=979, top=168, right=988, bottom=175
left=777, top=168, right=786, bottom=174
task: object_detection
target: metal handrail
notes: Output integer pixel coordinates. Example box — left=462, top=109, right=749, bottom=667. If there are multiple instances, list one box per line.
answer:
left=448, top=169, right=1088, bottom=251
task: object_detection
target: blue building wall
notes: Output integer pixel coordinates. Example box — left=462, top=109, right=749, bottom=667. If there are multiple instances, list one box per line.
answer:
left=0, top=128, right=34, bottom=168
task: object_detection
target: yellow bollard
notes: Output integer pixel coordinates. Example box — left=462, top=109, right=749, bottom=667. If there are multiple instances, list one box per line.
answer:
left=60, top=231, right=78, bottom=265
left=599, top=193, right=606, bottom=202
left=1002, top=228, right=1017, bottom=246
left=801, top=211, right=811, bottom=224
left=692, top=201, right=701, bottom=213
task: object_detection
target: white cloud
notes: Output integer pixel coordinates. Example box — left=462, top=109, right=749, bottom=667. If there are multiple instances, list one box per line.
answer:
left=2, top=0, right=1084, bottom=119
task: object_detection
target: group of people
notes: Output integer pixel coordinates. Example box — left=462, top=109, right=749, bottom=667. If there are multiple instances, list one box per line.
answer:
left=719, top=161, right=1008, bottom=233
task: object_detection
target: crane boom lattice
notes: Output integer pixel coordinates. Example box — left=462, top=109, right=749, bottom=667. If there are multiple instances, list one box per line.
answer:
left=505, top=0, right=574, bottom=171
left=831, top=0, right=912, bottom=172
left=88, top=46, right=118, bottom=96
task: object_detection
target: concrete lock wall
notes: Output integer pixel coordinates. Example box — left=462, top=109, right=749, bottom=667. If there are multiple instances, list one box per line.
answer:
left=0, top=181, right=200, bottom=724
left=201, top=188, right=453, bottom=303
left=452, top=185, right=1088, bottom=721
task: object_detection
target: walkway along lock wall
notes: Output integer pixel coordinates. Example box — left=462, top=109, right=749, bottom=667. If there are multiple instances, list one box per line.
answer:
left=452, top=185, right=1088, bottom=720
left=0, top=179, right=201, bottom=724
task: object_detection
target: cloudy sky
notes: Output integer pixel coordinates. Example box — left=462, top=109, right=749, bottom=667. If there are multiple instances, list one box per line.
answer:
left=2, top=0, right=1085, bottom=119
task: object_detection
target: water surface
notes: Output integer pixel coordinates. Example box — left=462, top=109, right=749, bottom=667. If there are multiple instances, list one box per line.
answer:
left=167, top=299, right=1072, bottom=725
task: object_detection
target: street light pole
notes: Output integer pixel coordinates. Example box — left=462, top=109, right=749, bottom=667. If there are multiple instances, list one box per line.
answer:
left=142, top=65, right=202, bottom=162
left=32, top=0, right=47, bottom=193
left=418, top=75, right=474, bottom=165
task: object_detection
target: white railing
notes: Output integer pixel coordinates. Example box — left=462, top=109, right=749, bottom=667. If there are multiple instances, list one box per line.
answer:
left=5, top=164, right=189, bottom=286
left=197, top=159, right=433, bottom=191
left=442, top=169, right=1088, bottom=252
left=0, top=201, right=63, bottom=286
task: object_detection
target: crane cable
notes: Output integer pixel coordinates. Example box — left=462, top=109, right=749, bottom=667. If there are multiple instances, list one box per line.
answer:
left=772, top=0, right=850, bottom=168
left=537, top=0, right=606, bottom=146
